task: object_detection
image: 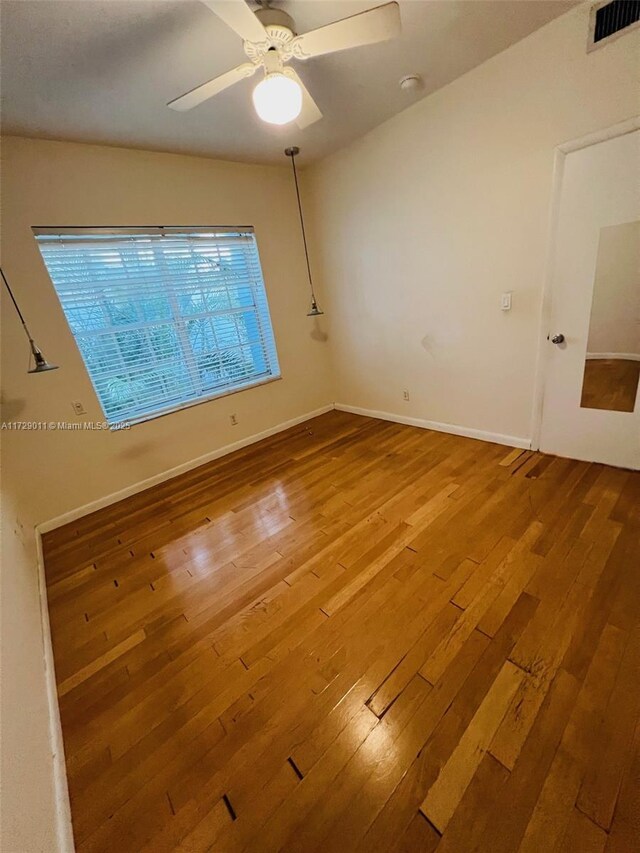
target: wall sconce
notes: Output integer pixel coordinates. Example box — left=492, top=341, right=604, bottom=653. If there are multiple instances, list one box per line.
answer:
left=1, top=267, right=58, bottom=373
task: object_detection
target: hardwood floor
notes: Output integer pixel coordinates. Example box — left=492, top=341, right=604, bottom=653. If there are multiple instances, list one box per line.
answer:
left=43, top=411, right=640, bottom=853
left=580, top=358, right=640, bottom=412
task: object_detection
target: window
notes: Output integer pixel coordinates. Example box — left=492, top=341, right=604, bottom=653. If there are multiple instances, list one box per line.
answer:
left=34, top=227, right=280, bottom=425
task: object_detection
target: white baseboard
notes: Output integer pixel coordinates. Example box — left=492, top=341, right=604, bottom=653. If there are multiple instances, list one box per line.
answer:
left=35, top=532, right=75, bottom=853
left=36, top=401, right=535, bottom=534
left=334, top=403, right=531, bottom=449
left=586, top=352, right=640, bottom=362
left=37, top=404, right=334, bottom=534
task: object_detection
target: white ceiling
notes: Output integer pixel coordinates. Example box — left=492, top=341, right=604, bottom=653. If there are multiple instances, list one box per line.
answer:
left=1, top=0, right=577, bottom=165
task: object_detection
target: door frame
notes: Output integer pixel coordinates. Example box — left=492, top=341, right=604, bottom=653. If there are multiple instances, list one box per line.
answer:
left=529, top=114, right=640, bottom=451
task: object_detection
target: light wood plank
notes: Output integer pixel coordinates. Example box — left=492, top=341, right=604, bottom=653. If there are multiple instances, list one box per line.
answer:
left=419, top=660, right=523, bottom=832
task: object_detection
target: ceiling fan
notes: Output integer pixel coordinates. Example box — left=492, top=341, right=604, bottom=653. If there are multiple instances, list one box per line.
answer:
left=168, top=0, right=401, bottom=127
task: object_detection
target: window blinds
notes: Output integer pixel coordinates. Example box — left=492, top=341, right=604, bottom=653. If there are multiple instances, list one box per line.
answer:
left=34, top=228, right=280, bottom=424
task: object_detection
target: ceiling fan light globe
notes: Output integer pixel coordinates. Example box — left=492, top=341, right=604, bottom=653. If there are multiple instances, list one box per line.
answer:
left=252, top=74, right=302, bottom=125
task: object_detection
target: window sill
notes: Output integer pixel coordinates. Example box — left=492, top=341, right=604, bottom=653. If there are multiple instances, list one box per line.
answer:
left=109, top=373, right=283, bottom=429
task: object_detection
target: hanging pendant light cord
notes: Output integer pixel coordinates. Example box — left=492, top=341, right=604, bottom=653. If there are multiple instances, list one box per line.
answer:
left=286, top=148, right=317, bottom=303
left=1, top=266, right=35, bottom=342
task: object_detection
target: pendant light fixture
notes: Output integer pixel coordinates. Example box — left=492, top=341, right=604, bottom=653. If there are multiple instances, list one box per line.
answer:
left=284, top=146, right=324, bottom=317
left=1, top=267, right=59, bottom=373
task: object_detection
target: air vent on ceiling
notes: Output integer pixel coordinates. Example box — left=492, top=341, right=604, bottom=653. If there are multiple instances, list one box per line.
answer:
left=590, top=0, right=640, bottom=48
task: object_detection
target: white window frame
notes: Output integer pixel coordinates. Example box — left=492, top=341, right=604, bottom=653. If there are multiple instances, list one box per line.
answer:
left=34, top=226, right=281, bottom=426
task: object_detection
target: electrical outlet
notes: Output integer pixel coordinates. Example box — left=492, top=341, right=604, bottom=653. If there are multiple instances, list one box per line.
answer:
left=71, top=400, right=86, bottom=416
left=403, top=390, right=410, bottom=401
left=230, top=414, right=238, bottom=426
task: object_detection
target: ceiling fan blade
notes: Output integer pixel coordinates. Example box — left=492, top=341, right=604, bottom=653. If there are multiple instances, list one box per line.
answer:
left=285, top=69, right=322, bottom=129
left=292, top=2, right=400, bottom=60
left=201, top=0, right=267, bottom=43
left=168, top=62, right=257, bottom=111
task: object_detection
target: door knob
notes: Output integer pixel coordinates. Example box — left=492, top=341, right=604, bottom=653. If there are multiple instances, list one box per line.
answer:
left=551, top=333, right=565, bottom=345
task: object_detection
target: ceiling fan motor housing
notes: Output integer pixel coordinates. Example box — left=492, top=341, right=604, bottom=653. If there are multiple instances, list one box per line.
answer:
left=255, top=7, right=296, bottom=37
left=244, top=8, right=296, bottom=63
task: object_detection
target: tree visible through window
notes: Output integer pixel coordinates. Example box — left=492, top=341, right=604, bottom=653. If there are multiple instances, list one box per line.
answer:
left=34, top=228, right=280, bottom=424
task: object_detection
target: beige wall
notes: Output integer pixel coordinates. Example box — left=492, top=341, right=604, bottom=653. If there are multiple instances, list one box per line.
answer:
left=0, top=137, right=331, bottom=851
left=1, top=137, right=332, bottom=526
left=0, top=497, right=63, bottom=852
left=306, top=3, right=640, bottom=443
left=587, top=220, right=640, bottom=356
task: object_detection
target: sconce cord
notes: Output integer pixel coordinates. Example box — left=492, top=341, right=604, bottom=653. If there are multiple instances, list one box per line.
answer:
left=287, top=150, right=317, bottom=303
left=0, top=266, right=36, bottom=345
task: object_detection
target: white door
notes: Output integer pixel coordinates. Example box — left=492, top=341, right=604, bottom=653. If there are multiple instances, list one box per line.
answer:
left=539, top=129, right=640, bottom=470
